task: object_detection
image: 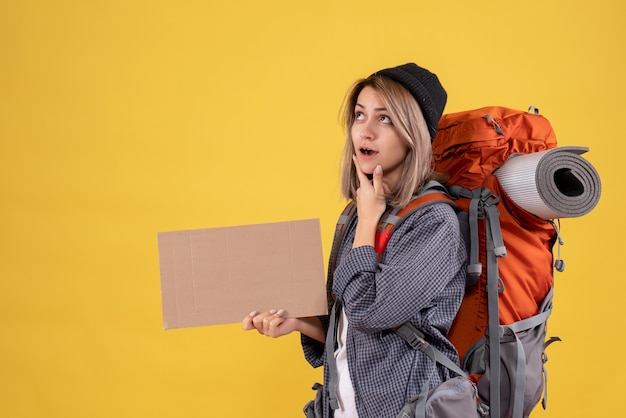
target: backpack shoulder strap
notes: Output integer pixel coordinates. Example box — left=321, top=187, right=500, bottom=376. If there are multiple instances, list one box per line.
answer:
left=326, top=301, right=342, bottom=410
left=329, top=181, right=457, bottom=269
left=448, top=184, right=510, bottom=418
left=328, top=201, right=357, bottom=280
left=375, top=181, right=457, bottom=255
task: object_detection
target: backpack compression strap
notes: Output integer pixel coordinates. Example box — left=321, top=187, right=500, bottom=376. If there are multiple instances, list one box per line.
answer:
left=447, top=185, right=507, bottom=284
left=326, top=300, right=341, bottom=410
left=448, top=185, right=508, bottom=418
left=395, top=322, right=468, bottom=418
left=395, top=322, right=467, bottom=378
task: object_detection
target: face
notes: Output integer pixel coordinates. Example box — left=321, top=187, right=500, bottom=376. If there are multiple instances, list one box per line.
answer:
left=351, top=86, right=409, bottom=191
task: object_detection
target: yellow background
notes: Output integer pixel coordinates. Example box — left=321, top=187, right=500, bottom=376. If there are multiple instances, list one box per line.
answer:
left=1, top=1, right=623, bottom=417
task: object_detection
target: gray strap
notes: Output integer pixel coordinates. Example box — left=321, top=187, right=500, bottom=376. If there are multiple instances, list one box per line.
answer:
left=325, top=203, right=357, bottom=411
left=325, top=302, right=341, bottom=410
left=503, top=306, right=552, bottom=418
left=541, top=356, right=549, bottom=410
left=503, top=311, right=551, bottom=418
left=395, top=323, right=467, bottom=418
left=396, top=350, right=436, bottom=418
left=507, top=308, right=552, bottom=335
left=336, top=202, right=355, bottom=227
left=449, top=185, right=506, bottom=416
left=328, top=202, right=357, bottom=283
left=380, top=213, right=402, bottom=226
left=549, top=220, right=566, bottom=272
left=414, top=344, right=440, bottom=418
left=468, top=190, right=482, bottom=277
left=420, top=179, right=450, bottom=195
left=449, top=186, right=481, bottom=278
left=395, top=322, right=467, bottom=378
left=542, top=335, right=562, bottom=410
left=337, top=213, right=351, bottom=226
left=485, top=200, right=502, bottom=418
left=481, top=189, right=507, bottom=257
left=528, top=106, right=540, bottom=115
left=482, top=114, right=504, bottom=135
left=497, top=288, right=554, bottom=418
left=508, top=324, right=526, bottom=418
left=380, top=181, right=449, bottom=230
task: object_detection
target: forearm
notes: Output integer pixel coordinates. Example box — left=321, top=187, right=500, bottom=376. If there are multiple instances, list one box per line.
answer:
left=296, top=316, right=325, bottom=343
left=335, top=205, right=466, bottom=331
left=352, top=216, right=378, bottom=249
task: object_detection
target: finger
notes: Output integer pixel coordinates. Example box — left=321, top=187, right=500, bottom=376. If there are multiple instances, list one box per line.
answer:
left=261, top=310, right=280, bottom=334
left=242, top=311, right=258, bottom=330
left=372, top=165, right=384, bottom=195
left=267, top=310, right=294, bottom=338
left=252, top=310, right=275, bottom=334
left=266, top=315, right=286, bottom=338
left=352, top=155, right=370, bottom=187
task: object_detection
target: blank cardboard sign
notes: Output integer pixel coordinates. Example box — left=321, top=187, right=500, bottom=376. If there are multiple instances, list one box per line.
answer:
left=157, top=219, right=327, bottom=329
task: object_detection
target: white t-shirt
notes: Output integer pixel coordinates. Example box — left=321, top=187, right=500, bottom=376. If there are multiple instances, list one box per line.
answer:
left=333, top=309, right=359, bottom=417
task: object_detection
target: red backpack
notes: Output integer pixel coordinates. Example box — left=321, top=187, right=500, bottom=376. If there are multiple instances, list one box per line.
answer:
left=431, top=106, right=561, bottom=418
left=322, top=106, right=599, bottom=418
left=432, top=106, right=558, bottom=355
left=329, top=107, right=563, bottom=418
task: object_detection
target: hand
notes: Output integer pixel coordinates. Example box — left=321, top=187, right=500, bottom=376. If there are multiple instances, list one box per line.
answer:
left=352, top=156, right=390, bottom=248
left=353, top=155, right=390, bottom=225
left=241, top=309, right=298, bottom=338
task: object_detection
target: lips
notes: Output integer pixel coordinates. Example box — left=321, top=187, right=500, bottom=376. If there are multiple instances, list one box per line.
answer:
left=359, top=147, right=378, bottom=156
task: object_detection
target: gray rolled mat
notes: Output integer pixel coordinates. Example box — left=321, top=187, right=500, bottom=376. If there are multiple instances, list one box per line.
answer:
left=494, top=146, right=601, bottom=219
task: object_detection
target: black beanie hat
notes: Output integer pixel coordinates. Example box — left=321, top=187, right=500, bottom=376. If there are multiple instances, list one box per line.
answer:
left=373, top=63, right=447, bottom=141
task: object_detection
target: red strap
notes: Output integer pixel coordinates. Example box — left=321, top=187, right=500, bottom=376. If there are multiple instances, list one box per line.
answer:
left=374, top=231, right=392, bottom=254
left=375, top=192, right=456, bottom=257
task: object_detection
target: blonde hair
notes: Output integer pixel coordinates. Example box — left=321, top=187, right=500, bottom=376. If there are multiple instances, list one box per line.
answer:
left=339, top=75, right=435, bottom=208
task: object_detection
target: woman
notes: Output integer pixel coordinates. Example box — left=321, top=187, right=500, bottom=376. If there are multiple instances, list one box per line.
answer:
left=242, top=63, right=467, bottom=418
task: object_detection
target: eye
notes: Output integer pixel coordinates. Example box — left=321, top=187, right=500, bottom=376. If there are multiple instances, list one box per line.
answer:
left=355, top=111, right=364, bottom=120
left=380, top=115, right=392, bottom=124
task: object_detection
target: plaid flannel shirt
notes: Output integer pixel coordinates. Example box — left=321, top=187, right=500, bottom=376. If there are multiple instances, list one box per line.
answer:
left=302, top=202, right=467, bottom=418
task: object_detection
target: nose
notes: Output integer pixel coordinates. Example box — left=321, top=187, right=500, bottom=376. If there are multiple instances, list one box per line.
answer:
left=359, top=119, right=375, bottom=140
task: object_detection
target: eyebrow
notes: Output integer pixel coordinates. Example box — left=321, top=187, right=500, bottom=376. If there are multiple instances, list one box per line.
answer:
left=355, top=103, right=388, bottom=112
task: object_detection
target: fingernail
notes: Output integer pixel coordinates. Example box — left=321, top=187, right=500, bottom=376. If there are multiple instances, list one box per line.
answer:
left=375, top=165, right=382, bottom=175
left=277, top=309, right=285, bottom=316
left=269, top=309, right=277, bottom=315
left=249, top=311, right=258, bottom=317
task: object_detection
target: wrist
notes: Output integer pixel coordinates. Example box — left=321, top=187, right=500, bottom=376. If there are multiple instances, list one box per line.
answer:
left=353, top=220, right=378, bottom=248
left=297, top=317, right=325, bottom=343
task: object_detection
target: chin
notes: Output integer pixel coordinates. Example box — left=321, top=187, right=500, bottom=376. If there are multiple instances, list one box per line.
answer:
left=358, top=162, right=377, bottom=175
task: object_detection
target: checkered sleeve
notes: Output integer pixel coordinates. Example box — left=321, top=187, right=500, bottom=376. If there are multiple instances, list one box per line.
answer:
left=301, top=314, right=329, bottom=368
left=333, top=203, right=465, bottom=332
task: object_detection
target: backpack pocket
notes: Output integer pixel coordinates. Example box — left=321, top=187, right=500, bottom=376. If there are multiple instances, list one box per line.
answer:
left=303, top=382, right=323, bottom=418
left=397, top=376, right=480, bottom=418
left=462, top=303, right=554, bottom=418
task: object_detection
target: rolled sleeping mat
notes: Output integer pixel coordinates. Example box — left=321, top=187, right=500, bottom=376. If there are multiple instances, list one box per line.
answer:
left=494, top=146, right=601, bottom=219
